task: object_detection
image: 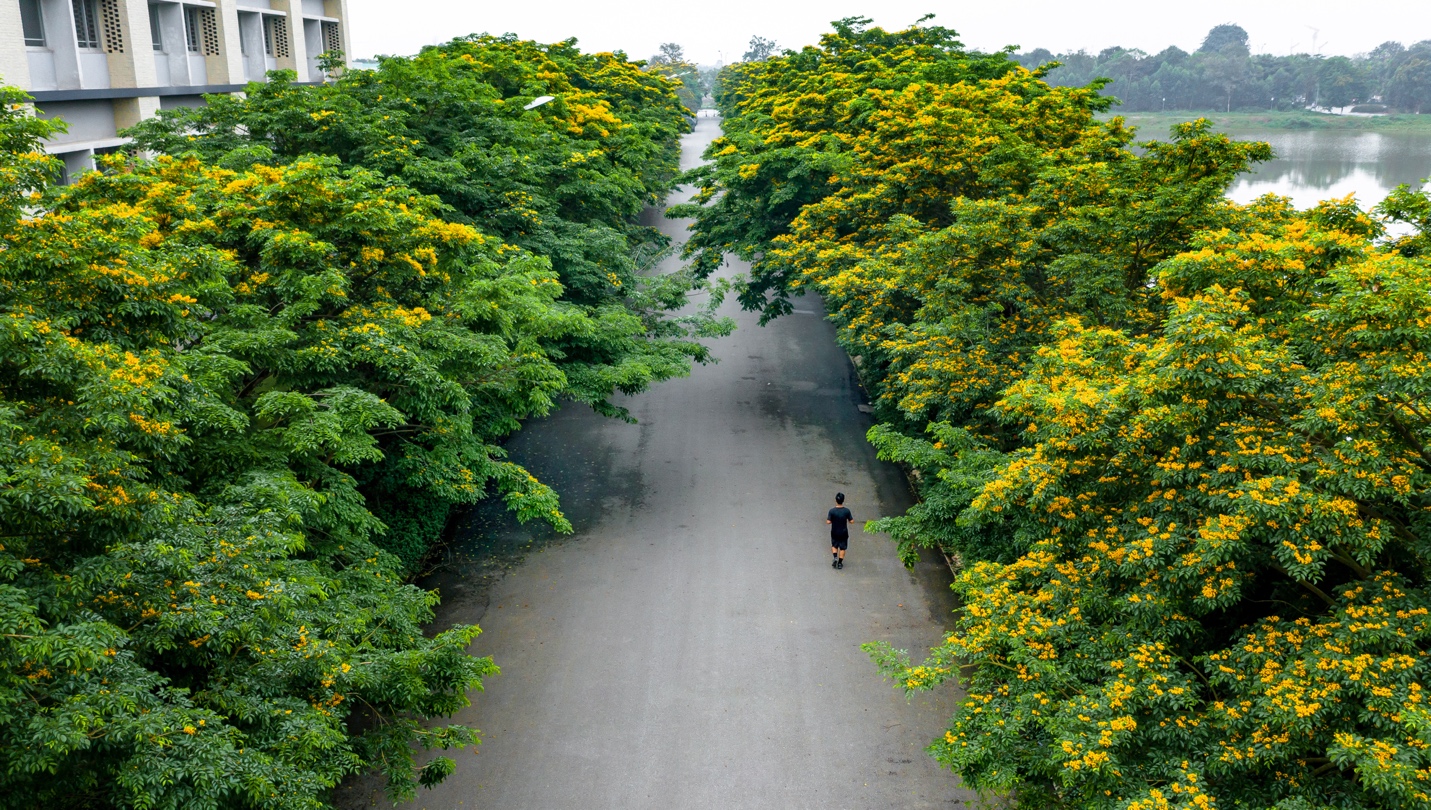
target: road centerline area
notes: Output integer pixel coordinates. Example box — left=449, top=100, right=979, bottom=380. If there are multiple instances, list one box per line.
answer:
left=388, top=115, right=977, bottom=810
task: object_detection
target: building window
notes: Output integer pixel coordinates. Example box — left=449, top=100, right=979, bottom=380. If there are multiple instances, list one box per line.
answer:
left=149, top=4, right=163, bottom=50
left=20, top=0, right=46, bottom=46
left=100, top=0, right=124, bottom=53
left=321, top=20, right=341, bottom=55
left=73, top=0, right=101, bottom=49
left=187, top=6, right=221, bottom=55
left=183, top=6, right=200, bottom=52
left=263, top=15, right=288, bottom=58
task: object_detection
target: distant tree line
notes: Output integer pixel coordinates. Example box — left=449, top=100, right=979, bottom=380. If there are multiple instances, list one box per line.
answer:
left=647, top=35, right=783, bottom=113
left=648, top=42, right=703, bottom=113
left=1017, top=23, right=1431, bottom=113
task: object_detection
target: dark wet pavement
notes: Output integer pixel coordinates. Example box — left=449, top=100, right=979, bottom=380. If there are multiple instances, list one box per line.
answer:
left=352, top=114, right=976, bottom=810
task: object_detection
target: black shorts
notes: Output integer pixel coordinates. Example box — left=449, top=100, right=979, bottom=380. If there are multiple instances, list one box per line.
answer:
left=831, top=534, right=849, bottom=550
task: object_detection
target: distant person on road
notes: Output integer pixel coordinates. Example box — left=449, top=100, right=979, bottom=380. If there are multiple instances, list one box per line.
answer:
left=827, top=492, right=853, bottom=569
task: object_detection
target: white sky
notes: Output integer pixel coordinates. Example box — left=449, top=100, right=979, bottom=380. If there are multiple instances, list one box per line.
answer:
left=347, top=1, right=1431, bottom=64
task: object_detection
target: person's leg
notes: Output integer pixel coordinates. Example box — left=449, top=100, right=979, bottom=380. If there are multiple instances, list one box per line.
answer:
left=832, top=544, right=839, bottom=567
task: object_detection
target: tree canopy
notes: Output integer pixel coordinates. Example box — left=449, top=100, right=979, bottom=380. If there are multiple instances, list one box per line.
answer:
left=126, top=34, right=726, bottom=569
left=645, top=42, right=703, bottom=113
left=742, top=36, right=779, bottom=62
left=682, top=16, right=1431, bottom=809
left=1199, top=24, right=1250, bottom=55
left=0, top=33, right=710, bottom=809
left=1017, top=28, right=1431, bottom=112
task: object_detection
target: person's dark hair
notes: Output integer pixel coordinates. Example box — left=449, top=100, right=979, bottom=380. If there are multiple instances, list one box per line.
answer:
left=835, top=492, right=845, bottom=504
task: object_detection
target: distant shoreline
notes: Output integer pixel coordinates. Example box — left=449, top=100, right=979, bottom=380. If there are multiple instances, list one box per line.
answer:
left=1103, top=110, right=1431, bottom=135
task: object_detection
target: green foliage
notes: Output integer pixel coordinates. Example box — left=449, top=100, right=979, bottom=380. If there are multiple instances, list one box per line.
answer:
left=123, top=35, right=730, bottom=564
left=0, top=148, right=507, bottom=806
left=0, top=32, right=710, bottom=808
left=1018, top=31, right=1431, bottom=113
left=742, top=36, right=779, bottom=63
left=1380, top=184, right=1431, bottom=257
left=1387, top=49, right=1431, bottom=113
left=672, top=16, right=1024, bottom=318
left=647, top=42, right=702, bottom=112
left=873, top=201, right=1431, bottom=809
left=687, top=15, right=1431, bottom=809
left=0, top=87, right=65, bottom=208
left=126, top=36, right=692, bottom=317
left=1198, top=24, right=1250, bottom=54
left=1320, top=56, right=1372, bottom=109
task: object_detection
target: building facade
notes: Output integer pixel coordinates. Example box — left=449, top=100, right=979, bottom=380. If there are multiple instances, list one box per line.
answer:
left=1, top=0, right=350, bottom=180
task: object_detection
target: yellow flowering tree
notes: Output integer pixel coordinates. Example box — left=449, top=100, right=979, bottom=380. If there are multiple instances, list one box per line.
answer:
left=124, top=35, right=727, bottom=565
left=871, top=198, right=1431, bottom=808
left=0, top=98, right=609, bottom=806
left=681, top=16, right=1431, bottom=809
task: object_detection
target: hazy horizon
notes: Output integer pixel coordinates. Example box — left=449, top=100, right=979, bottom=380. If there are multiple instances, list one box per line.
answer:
left=349, top=1, right=1431, bottom=64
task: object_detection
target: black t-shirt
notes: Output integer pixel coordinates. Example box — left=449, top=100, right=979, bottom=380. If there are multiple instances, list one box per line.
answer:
left=828, top=506, right=853, bottom=537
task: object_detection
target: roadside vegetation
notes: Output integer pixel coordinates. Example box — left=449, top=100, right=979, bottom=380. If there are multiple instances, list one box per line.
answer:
left=646, top=42, right=704, bottom=113
left=682, top=16, right=1431, bottom=809
left=0, top=34, right=718, bottom=808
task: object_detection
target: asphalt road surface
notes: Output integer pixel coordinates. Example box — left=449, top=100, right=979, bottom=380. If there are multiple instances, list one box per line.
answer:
left=349, top=113, right=977, bottom=810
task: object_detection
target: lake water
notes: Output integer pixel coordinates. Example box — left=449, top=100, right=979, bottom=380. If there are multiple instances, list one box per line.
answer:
left=1223, top=128, right=1431, bottom=212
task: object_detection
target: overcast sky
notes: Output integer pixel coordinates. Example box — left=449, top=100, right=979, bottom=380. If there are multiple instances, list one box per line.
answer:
left=347, top=1, right=1431, bottom=64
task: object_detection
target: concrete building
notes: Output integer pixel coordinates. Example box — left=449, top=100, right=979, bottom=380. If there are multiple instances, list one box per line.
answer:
left=1, top=0, right=350, bottom=180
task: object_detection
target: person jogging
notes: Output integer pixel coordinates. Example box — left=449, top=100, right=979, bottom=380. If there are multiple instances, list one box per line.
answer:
left=826, top=492, right=853, bottom=569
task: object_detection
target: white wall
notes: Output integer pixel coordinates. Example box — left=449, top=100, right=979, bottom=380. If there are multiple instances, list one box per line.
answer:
left=37, top=100, right=118, bottom=144
left=26, top=51, right=58, bottom=89
left=1, top=0, right=35, bottom=86
left=78, top=51, right=111, bottom=88
left=188, top=52, right=207, bottom=84
left=40, top=0, right=82, bottom=89
left=153, top=3, right=190, bottom=85
left=116, top=0, right=161, bottom=87
left=237, top=10, right=265, bottom=81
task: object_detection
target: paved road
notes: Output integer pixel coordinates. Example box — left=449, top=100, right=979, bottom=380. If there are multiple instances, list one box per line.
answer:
left=355, top=114, right=976, bottom=809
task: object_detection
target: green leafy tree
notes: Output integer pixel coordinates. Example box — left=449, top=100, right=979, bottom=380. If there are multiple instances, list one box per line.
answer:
left=0, top=109, right=535, bottom=808
left=1320, top=55, right=1372, bottom=108
left=125, top=35, right=728, bottom=565
left=1198, top=23, right=1250, bottom=54
left=0, top=32, right=719, bottom=806
left=1202, top=41, right=1251, bottom=111
left=742, top=36, right=778, bottom=62
left=671, top=16, right=1024, bottom=318
left=870, top=197, right=1431, bottom=809
left=1380, top=183, right=1431, bottom=256
left=1386, top=44, right=1431, bottom=113
left=648, top=42, right=702, bottom=112
left=683, top=15, right=1431, bottom=809
left=1013, top=27, right=1427, bottom=113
